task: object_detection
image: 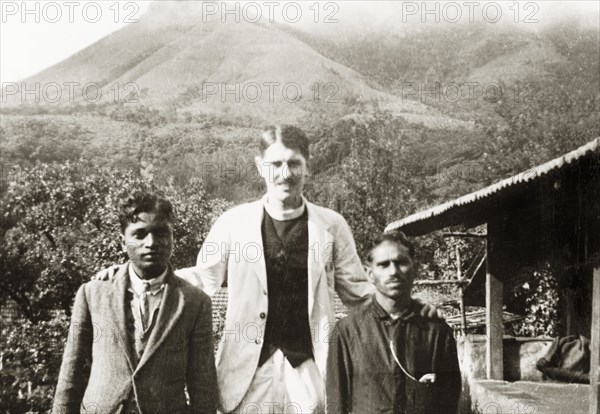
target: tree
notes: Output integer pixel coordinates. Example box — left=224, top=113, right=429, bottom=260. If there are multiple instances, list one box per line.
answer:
left=306, top=107, right=433, bottom=260
left=480, top=24, right=600, bottom=178
left=0, top=119, right=88, bottom=165
left=0, top=162, right=228, bottom=322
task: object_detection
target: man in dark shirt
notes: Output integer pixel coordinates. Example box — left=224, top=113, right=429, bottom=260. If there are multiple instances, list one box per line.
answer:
left=326, top=231, right=461, bottom=414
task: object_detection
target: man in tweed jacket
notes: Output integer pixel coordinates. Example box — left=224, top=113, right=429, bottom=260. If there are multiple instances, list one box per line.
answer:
left=53, top=192, right=216, bottom=414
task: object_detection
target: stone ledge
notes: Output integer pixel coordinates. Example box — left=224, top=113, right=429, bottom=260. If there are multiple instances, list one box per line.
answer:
left=469, top=380, right=589, bottom=414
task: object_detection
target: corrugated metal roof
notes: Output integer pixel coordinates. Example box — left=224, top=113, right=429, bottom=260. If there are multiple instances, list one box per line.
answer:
left=385, top=137, right=600, bottom=233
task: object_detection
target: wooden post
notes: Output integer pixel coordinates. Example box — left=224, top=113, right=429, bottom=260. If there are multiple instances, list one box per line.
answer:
left=486, top=228, right=504, bottom=380
left=590, top=265, right=600, bottom=414
left=456, top=244, right=467, bottom=335
left=459, top=288, right=467, bottom=335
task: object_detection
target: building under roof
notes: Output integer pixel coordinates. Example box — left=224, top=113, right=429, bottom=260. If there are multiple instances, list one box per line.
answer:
left=386, top=138, right=600, bottom=414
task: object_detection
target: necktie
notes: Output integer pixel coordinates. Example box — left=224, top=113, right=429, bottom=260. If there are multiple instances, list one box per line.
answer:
left=140, top=282, right=151, bottom=331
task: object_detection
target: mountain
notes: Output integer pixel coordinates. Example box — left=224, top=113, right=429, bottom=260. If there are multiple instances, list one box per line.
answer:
left=2, top=2, right=465, bottom=128
left=1, top=6, right=597, bottom=206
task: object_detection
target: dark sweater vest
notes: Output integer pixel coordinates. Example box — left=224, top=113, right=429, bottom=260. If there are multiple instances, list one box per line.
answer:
left=258, top=208, right=313, bottom=367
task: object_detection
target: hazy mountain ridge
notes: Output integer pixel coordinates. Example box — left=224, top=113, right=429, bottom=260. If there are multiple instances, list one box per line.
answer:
left=1, top=9, right=598, bottom=204
left=283, top=23, right=571, bottom=95
left=3, top=6, right=470, bottom=128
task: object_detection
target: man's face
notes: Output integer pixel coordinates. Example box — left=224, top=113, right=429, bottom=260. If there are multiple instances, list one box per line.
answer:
left=367, top=241, right=415, bottom=300
left=121, top=212, right=173, bottom=278
left=256, top=141, right=307, bottom=204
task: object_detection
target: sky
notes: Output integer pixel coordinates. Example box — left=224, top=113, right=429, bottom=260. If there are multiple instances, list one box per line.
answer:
left=1, top=1, right=598, bottom=84
left=1, top=1, right=151, bottom=84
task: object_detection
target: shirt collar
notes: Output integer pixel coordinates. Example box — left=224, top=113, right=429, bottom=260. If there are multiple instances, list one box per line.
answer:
left=262, top=194, right=307, bottom=221
left=128, top=263, right=168, bottom=295
left=371, top=294, right=418, bottom=322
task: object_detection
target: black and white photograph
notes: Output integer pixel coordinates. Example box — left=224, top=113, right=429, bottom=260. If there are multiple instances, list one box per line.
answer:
left=1, top=1, right=599, bottom=413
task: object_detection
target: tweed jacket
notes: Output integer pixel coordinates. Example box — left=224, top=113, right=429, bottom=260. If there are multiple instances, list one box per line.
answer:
left=179, top=198, right=374, bottom=412
left=52, top=264, right=217, bottom=414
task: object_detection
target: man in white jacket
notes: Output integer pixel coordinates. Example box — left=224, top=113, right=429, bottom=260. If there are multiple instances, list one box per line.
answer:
left=99, top=125, right=437, bottom=413
left=178, top=125, right=375, bottom=413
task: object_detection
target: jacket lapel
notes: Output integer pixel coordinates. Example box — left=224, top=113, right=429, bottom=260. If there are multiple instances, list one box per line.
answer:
left=135, top=266, right=185, bottom=372
left=109, top=264, right=136, bottom=372
left=306, top=202, right=333, bottom=318
left=248, top=200, right=268, bottom=293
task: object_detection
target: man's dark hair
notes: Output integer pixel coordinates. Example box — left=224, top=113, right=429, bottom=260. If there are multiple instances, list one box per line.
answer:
left=259, top=125, right=310, bottom=160
left=366, top=230, right=415, bottom=263
left=118, top=191, right=175, bottom=233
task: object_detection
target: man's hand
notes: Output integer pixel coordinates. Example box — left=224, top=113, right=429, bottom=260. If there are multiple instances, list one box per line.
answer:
left=93, top=264, right=121, bottom=281
left=418, top=373, right=437, bottom=384
left=415, top=299, right=444, bottom=319
left=174, top=267, right=203, bottom=288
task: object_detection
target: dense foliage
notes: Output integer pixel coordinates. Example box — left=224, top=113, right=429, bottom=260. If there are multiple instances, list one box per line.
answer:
left=0, top=314, right=69, bottom=413
left=0, top=163, right=228, bottom=322
left=510, top=264, right=562, bottom=337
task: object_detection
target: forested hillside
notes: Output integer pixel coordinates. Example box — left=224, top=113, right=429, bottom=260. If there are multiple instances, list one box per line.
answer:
left=1, top=10, right=599, bottom=408
left=2, top=18, right=598, bottom=267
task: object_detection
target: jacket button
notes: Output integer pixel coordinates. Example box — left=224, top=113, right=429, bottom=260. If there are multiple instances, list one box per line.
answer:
left=255, top=338, right=261, bottom=344
left=260, top=312, right=266, bottom=319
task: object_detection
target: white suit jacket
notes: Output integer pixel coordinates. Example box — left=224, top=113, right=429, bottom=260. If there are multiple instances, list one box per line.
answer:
left=181, top=198, right=374, bottom=412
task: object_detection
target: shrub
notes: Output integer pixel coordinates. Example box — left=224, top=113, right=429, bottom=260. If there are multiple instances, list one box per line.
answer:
left=510, top=263, right=562, bottom=337
left=0, top=162, right=228, bottom=322
left=0, top=313, right=69, bottom=413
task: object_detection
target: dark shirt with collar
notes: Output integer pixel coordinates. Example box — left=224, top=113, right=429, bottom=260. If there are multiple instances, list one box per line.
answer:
left=326, top=296, right=461, bottom=414
left=259, top=207, right=313, bottom=367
